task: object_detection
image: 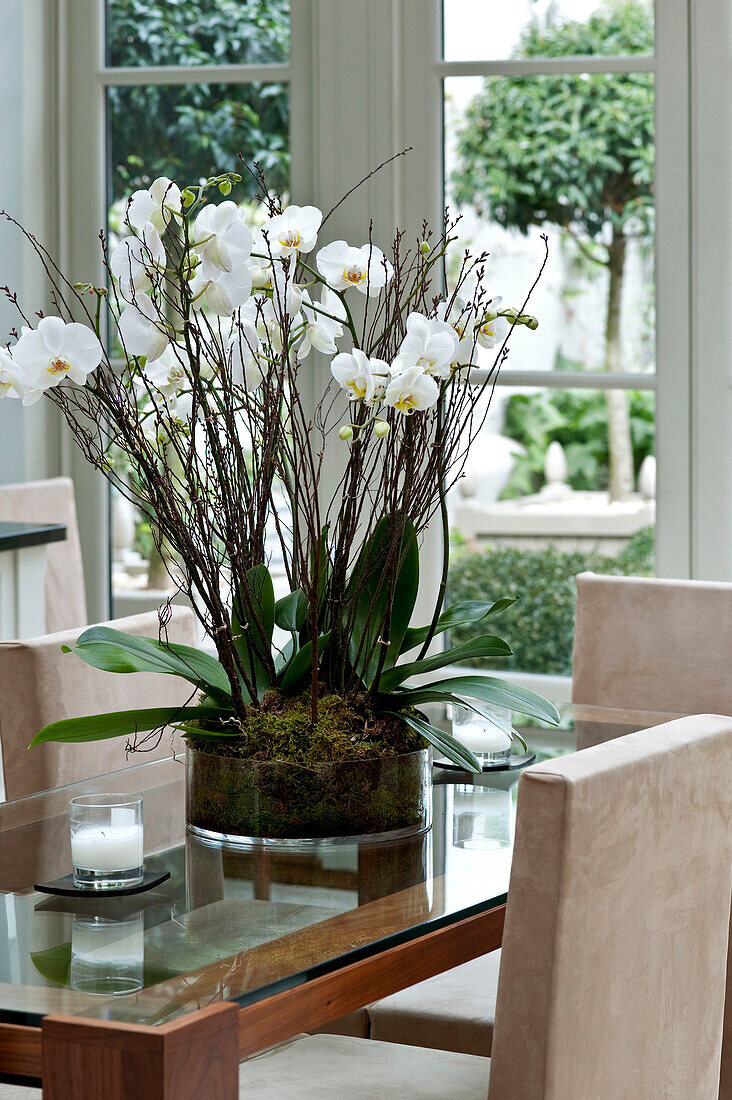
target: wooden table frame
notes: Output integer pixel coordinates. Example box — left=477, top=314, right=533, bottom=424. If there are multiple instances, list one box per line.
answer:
left=0, top=903, right=505, bottom=1098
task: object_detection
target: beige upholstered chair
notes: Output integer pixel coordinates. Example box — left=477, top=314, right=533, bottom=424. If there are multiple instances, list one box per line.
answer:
left=367, top=572, right=732, bottom=1070
left=0, top=477, right=88, bottom=633
left=0, top=606, right=196, bottom=800
left=239, top=715, right=732, bottom=1097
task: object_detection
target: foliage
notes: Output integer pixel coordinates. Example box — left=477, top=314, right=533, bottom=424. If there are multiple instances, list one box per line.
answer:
left=451, top=1, right=654, bottom=242
left=500, top=388, right=655, bottom=497
left=448, top=528, right=655, bottom=676
left=107, top=0, right=290, bottom=200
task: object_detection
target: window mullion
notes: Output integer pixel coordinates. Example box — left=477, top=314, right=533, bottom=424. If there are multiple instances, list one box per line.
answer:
left=473, top=369, right=658, bottom=391
left=436, top=55, right=656, bottom=78
left=97, top=62, right=291, bottom=87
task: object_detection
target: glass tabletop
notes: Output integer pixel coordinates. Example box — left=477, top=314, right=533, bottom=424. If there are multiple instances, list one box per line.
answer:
left=0, top=704, right=682, bottom=1028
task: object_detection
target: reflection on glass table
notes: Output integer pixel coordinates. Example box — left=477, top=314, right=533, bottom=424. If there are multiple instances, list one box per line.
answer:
left=0, top=704, right=683, bottom=1030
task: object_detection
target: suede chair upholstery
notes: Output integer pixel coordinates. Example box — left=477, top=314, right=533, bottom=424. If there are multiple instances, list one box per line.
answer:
left=0, top=477, right=87, bottom=633
left=239, top=716, right=732, bottom=1098
left=0, top=606, right=196, bottom=800
left=572, top=572, right=732, bottom=714
left=572, top=572, right=732, bottom=1099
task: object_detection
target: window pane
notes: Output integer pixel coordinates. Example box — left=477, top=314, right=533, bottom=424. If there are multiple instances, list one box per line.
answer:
left=445, top=72, right=655, bottom=376
left=447, top=387, right=656, bottom=676
left=105, top=0, right=290, bottom=67
left=107, top=82, right=289, bottom=205
left=443, top=0, right=653, bottom=62
left=107, top=80, right=289, bottom=616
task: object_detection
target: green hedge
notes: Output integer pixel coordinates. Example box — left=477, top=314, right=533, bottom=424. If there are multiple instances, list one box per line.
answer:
left=448, top=527, right=654, bottom=676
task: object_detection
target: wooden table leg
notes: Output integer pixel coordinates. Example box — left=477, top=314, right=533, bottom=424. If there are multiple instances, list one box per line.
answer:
left=41, top=1002, right=239, bottom=1099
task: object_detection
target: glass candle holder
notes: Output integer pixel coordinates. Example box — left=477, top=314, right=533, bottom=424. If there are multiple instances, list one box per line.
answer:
left=452, top=784, right=513, bottom=850
left=70, top=794, right=144, bottom=890
left=450, top=703, right=513, bottom=767
left=70, top=911, right=144, bottom=995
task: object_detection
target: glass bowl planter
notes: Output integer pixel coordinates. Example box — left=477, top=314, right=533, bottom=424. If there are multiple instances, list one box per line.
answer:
left=186, top=744, right=431, bottom=846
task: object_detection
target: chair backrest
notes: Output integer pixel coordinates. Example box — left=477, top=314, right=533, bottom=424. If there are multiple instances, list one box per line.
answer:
left=572, top=572, right=732, bottom=713
left=572, top=572, right=732, bottom=1097
left=0, top=477, right=87, bottom=632
left=488, top=715, right=732, bottom=1099
left=0, top=606, right=197, bottom=801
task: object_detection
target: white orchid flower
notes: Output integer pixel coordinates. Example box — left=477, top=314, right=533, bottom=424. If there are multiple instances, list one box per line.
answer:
left=192, top=259, right=253, bottom=317
left=391, top=312, right=459, bottom=380
left=435, top=297, right=476, bottom=368
left=241, top=294, right=301, bottom=355
left=384, top=363, right=439, bottom=414
left=192, top=201, right=252, bottom=278
left=298, top=287, right=346, bottom=358
left=228, top=322, right=265, bottom=391
left=0, top=347, right=28, bottom=400
left=110, top=222, right=166, bottom=298
left=476, top=298, right=509, bottom=349
left=134, top=344, right=188, bottom=397
left=316, top=240, right=394, bottom=296
left=12, top=317, right=102, bottom=400
left=127, top=177, right=182, bottom=233
left=118, top=294, right=169, bottom=363
left=331, top=349, right=389, bottom=404
left=262, top=205, right=323, bottom=258
left=166, top=390, right=194, bottom=426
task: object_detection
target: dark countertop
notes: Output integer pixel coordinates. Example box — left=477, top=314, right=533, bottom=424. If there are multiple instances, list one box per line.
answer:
left=0, top=521, right=67, bottom=551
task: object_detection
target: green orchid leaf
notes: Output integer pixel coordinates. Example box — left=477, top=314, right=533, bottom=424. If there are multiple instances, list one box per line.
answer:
left=378, top=634, right=512, bottom=692
left=71, top=627, right=232, bottom=701
left=413, top=675, right=560, bottom=725
left=347, top=513, right=419, bottom=688
left=30, top=943, right=71, bottom=986
left=231, top=565, right=276, bottom=701
left=173, top=724, right=242, bottom=741
left=383, top=710, right=481, bottom=773
left=275, top=589, right=309, bottom=633
left=274, top=637, right=296, bottom=675
left=280, top=632, right=331, bottom=692
left=242, top=564, right=276, bottom=645
left=385, top=688, right=511, bottom=731
left=29, top=705, right=229, bottom=747
left=400, top=597, right=517, bottom=655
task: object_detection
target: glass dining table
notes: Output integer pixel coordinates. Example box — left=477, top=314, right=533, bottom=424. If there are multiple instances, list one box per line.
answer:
left=0, top=703, right=684, bottom=1095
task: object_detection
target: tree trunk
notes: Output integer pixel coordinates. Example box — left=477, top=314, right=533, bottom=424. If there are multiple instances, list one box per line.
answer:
left=604, top=229, right=634, bottom=502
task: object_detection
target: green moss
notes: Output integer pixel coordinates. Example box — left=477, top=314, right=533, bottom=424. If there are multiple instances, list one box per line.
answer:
left=187, top=744, right=430, bottom=840
left=187, top=690, right=422, bottom=764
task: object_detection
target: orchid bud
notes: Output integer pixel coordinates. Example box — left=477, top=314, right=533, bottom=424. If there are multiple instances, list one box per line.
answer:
left=519, top=313, right=538, bottom=330
left=502, top=307, right=519, bottom=322
left=374, top=420, right=390, bottom=438
left=339, top=425, right=354, bottom=441
left=219, top=180, right=232, bottom=197
left=231, top=173, right=242, bottom=183
left=419, top=241, right=430, bottom=256
left=181, top=189, right=196, bottom=207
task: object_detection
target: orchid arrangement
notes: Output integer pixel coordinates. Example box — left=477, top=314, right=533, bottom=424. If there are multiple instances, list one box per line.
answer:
left=2, top=161, right=557, bottom=770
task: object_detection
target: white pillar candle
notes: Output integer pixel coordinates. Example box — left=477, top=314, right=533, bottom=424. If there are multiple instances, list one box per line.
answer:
left=71, top=810, right=143, bottom=872
left=454, top=724, right=512, bottom=754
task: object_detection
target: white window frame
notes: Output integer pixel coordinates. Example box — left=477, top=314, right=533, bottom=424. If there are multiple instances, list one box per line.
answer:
left=28, top=0, right=732, bottom=641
